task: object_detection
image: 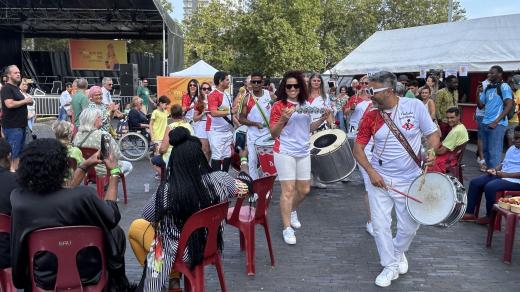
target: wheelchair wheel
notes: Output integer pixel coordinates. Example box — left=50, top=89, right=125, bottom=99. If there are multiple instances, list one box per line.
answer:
left=118, top=132, right=149, bottom=161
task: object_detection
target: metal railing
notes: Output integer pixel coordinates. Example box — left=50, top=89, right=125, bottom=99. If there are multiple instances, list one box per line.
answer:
left=33, top=95, right=135, bottom=116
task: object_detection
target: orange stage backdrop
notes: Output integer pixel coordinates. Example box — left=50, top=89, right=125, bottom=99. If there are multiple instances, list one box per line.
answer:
left=69, top=40, right=127, bottom=70
left=157, top=76, right=213, bottom=105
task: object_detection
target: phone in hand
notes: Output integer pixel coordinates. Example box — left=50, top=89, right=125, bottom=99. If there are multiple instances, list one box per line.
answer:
left=100, top=134, right=110, bottom=160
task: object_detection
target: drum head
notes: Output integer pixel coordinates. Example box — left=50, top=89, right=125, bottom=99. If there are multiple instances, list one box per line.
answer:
left=407, top=172, right=457, bottom=225
left=255, top=134, right=274, bottom=147
left=309, top=129, right=347, bottom=155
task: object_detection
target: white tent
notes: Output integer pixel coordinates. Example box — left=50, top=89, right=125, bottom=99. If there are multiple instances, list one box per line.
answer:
left=169, top=60, right=218, bottom=77
left=331, top=14, right=520, bottom=75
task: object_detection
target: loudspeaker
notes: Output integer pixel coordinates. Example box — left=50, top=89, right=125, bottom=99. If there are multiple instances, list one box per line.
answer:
left=119, top=64, right=138, bottom=96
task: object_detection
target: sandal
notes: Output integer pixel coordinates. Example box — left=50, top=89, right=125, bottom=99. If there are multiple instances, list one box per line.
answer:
left=478, top=159, right=487, bottom=172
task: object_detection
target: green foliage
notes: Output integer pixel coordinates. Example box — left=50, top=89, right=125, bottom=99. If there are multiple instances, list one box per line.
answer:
left=182, top=0, right=466, bottom=75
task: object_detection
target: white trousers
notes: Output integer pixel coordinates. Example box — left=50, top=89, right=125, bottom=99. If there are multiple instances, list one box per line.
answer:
left=366, top=176, right=420, bottom=268
left=247, top=134, right=260, bottom=180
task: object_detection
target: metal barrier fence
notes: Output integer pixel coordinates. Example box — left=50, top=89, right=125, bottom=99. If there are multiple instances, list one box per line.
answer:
left=33, top=95, right=135, bottom=116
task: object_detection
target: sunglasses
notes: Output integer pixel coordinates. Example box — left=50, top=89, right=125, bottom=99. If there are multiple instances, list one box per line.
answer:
left=362, top=82, right=369, bottom=85
left=285, top=84, right=300, bottom=90
left=201, top=87, right=211, bottom=91
left=250, top=80, right=263, bottom=84
left=366, top=87, right=388, bottom=96
left=189, top=84, right=197, bottom=87
left=107, top=83, right=113, bottom=86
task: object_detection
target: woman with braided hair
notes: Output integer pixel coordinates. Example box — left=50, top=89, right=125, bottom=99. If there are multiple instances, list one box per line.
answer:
left=128, top=127, right=251, bottom=291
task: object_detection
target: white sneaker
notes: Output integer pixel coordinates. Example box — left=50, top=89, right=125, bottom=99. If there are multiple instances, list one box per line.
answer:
left=312, top=180, right=327, bottom=189
left=282, top=227, right=296, bottom=245
left=397, top=252, right=408, bottom=274
left=341, top=177, right=350, bottom=183
left=375, top=266, right=399, bottom=287
left=366, top=222, right=374, bottom=236
left=290, top=211, right=301, bottom=229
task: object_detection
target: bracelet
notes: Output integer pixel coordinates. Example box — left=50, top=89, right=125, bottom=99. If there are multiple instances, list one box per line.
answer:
left=240, top=157, right=248, bottom=162
left=110, top=167, right=121, bottom=175
left=240, top=161, right=248, bottom=166
left=78, top=165, right=88, bottom=173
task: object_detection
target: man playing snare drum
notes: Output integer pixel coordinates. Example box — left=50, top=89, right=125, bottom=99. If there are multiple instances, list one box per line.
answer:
left=353, top=71, right=440, bottom=288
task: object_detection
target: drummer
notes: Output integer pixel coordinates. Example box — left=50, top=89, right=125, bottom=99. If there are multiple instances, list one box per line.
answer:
left=270, top=71, right=331, bottom=245
left=353, top=71, right=439, bottom=288
left=238, top=73, right=272, bottom=179
left=308, top=72, right=335, bottom=188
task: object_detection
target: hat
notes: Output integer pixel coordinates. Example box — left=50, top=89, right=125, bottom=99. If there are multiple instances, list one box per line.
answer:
left=397, top=74, right=410, bottom=82
left=512, top=75, right=520, bottom=90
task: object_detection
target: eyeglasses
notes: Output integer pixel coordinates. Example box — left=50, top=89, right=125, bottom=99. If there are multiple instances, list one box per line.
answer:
left=107, top=84, right=113, bottom=86
left=189, top=83, right=197, bottom=87
left=201, top=87, right=211, bottom=91
left=366, top=87, right=388, bottom=96
left=362, top=82, right=369, bottom=85
left=285, top=84, right=300, bottom=90
left=250, top=80, right=263, bottom=84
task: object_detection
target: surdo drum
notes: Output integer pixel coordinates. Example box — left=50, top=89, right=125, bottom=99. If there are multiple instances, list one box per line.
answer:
left=254, top=134, right=277, bottom=177
left=406, top=172, right=467, bottom=227
left=309, top=129, right=357, bottom=183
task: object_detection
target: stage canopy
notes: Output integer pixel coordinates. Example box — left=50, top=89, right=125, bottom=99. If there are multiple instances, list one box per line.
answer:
left=169, top=60, right=218, bottom=77
left=331, top=14, right=520, bottom=75
left=0, top=0, right=184, bottom=71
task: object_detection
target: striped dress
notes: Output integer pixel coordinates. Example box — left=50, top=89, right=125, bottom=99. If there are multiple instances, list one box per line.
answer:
left=141, top=171, right=250, bottom=291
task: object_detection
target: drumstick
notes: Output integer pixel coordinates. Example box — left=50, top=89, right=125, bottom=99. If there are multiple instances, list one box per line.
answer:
left=418, top=166, right=428, bottom=191
left=388, top=187, right=423, bottom=204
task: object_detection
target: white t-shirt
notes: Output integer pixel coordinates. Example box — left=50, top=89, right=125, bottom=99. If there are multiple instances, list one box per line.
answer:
left=349, top=99, right=372, bottom=131
left=356, top=98, right=437, bottom=182
left=207, top=89, right=233, bottom=132
left=101, top=87, right=112, bottom=105
left=245, top=90, right=272, bottom=138
left=270, top=100, right=311, bottom=157
left=59, top=90, right=72, bottom=110
left=308, top=95, right=331, bottom=122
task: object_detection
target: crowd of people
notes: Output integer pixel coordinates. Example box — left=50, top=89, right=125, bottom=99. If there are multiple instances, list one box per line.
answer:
left=1, top=62, right=520, bottom=290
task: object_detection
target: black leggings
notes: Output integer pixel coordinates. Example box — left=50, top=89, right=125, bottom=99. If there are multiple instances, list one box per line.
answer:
left=211, top=157, right=231, bottom=172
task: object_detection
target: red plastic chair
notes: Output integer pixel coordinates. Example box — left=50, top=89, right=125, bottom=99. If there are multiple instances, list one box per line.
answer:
left=486, top=203, right=520, bottom=263
left=79, top=147, right=128, bottom=204
left=0, top=214, right=16, bottom=292
left=227, top=175, right=276, bottom=275
left=171, top=202, right=229, bottom=292
left=445, top=142, right=466, bottom=184
left=27, top=226, right=107, bottom=292
left=475, top=190, right=520, bottom=231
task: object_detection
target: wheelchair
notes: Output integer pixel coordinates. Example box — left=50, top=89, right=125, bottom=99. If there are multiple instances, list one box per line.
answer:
left=115, top=116, right=156, bottom=161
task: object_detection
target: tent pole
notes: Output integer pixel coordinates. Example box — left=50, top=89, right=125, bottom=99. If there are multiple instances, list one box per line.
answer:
left=448, top=0, right=453, bottom=22
left=162, top=21, right=166, bottom=76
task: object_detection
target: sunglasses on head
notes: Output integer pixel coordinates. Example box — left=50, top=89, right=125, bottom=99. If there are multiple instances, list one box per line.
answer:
left=201, top=87, right=211, bottom=91
left=366, top=87, right=388, bottom=96
left=250, top=80, right=263, bottom=84
left=285, top=84, right=300, bottom=90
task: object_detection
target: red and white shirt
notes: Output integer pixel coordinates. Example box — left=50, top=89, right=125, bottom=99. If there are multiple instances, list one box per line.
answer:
left=181, top=93, right=197, bottom=122
left=207, top=89, right=233, bottom=132
left=349, top=99, right=372, bottom=132
left=356, top=98, right=437, bottom=181
left=245, top=90, right=271, bottom=138
left=307, top=95, right=331, bottom=122
left=270, top=100, right=311, bottom=157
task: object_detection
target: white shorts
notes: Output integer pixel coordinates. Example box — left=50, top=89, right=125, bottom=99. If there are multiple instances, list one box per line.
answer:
left=194, top=121, right=208, bottom=139
left=208, top=130, right=233, bottom=160
left=273, top=152, right=311, bottom=181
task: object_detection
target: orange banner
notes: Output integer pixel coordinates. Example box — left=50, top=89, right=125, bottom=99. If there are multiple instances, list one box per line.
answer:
left=69, top=40, right=127, bottom=70
left=157, top=76, right=213, bottom=105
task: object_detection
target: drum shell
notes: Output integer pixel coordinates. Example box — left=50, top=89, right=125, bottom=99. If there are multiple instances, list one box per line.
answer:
left=310, top=130, right=356, bottom=183
left=255, top=134, right=277, bottom=177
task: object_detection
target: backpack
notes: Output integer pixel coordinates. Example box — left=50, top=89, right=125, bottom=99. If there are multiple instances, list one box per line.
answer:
left=484, top=82, right=515, bottom=120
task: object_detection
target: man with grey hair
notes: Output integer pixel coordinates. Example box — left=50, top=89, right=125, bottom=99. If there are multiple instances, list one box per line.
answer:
left=0, top=65, right=33, bottom=170
left=71, top=78, right=89, bottom=126
left=101, top=77, right=113, bottom=105
left=353, top=71, right=440, bottom=287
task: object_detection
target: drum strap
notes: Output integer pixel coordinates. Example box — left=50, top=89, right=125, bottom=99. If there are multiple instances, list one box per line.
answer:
left=379, top=110, right=422, bottom=168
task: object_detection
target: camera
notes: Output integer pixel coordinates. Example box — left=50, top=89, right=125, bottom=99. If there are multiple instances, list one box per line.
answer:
left=328, top=81, right=336, bottom=88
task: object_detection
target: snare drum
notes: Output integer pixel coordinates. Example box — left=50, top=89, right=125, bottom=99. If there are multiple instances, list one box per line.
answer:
left=406, top=172, right=467, bottom=227
left=254, top=134, right=277, bottom=176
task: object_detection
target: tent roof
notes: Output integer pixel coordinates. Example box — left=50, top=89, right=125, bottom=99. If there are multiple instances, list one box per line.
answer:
left=331, top=14, right=520, bottom=75
left=169, top=60, right=218, bottom=77
left=0, top=0, right=183, bottom=39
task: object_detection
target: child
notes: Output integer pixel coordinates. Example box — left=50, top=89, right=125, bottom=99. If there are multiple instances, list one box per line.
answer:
left=150, top=96, right=171, bottom=179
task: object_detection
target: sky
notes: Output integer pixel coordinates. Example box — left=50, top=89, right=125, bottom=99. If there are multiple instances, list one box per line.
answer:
left=168, top=0, right=520, bottom=22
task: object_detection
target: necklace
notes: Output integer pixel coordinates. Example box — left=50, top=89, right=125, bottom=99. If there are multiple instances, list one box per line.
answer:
left=376, top=102, right=399, bottom=166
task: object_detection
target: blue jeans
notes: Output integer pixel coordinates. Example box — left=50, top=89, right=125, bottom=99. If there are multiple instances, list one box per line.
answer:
left=3, top=127, right=26, bottom=158
left=466, top=174, right=520, bottom=216
left=476, top=115, right=484, bottom=139
left=335, top=111, right=347, bottom=132
left=481, top=124, right=506, bottom=168
left=58, top=106, right=68, bottom=121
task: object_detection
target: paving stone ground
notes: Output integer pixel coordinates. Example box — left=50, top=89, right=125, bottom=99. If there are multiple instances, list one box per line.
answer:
left=32, top=122, right=520, bottom=291
left=112, top=149, right=520, bottom=292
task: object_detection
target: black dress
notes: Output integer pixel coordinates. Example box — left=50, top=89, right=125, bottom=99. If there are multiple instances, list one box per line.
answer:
left=10, top=186, right=129, bottom=291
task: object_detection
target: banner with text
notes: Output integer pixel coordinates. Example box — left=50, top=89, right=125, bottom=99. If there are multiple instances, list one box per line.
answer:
left=69, top=39, right=127, bottom=70
left=157, top=76, right=213, bottom=105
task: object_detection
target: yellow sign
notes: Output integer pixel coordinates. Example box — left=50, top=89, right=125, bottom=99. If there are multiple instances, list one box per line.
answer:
left=157, top=76, right=213, bottom=105
left=69, top=40, right=127, bottom=70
